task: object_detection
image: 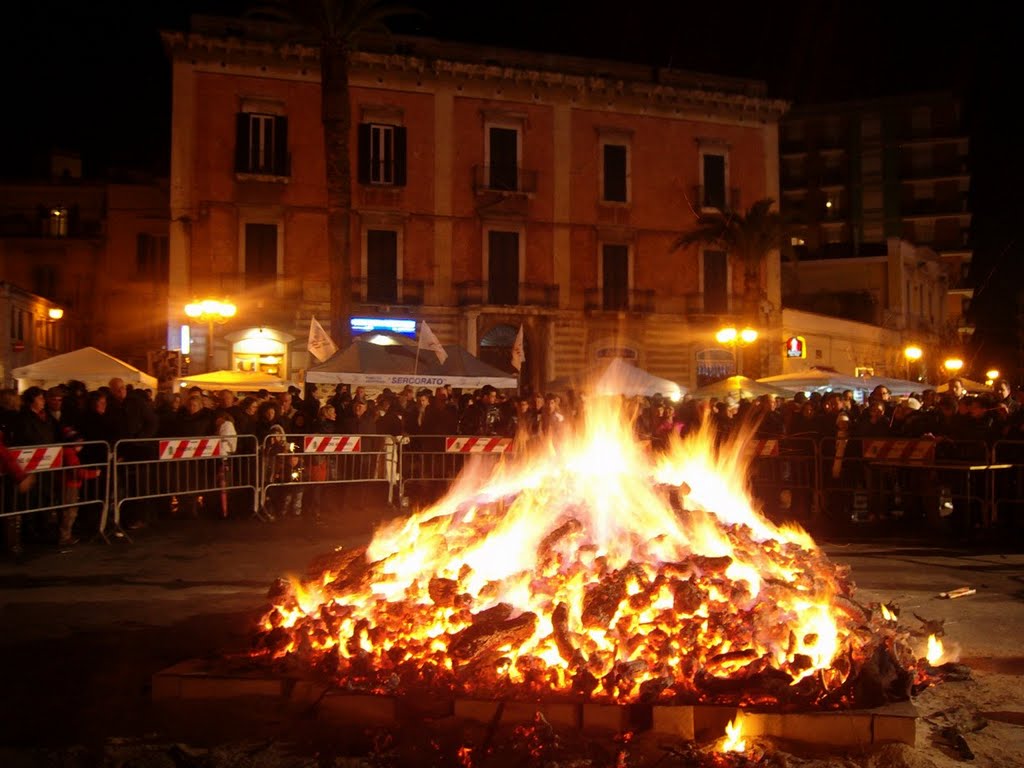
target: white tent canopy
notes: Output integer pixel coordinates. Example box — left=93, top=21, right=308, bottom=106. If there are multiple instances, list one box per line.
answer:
left=13, top=346, right=157, bottom=393
left=548, top=358, right=685, bottom=400
left=306, top=338, right=518, bottom=389
left=177, top=369, right=297, bottom=393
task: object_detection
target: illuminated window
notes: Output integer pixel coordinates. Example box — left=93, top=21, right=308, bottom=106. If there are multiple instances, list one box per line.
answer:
left=46, top=207, right=67, bottom=237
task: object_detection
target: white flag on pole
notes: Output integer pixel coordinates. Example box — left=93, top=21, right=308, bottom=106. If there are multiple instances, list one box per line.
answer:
left=419, top=320, right=448, bottom=365
left=511, top=324, right=525, bottom=371
left=307, top=315, right=338, bottom=362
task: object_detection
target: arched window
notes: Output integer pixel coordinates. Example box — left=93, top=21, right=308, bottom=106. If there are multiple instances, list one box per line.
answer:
left=696, top=348, right=735, bottom=387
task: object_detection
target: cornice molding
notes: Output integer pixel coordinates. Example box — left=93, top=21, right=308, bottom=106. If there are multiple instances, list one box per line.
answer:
left=161, top=31, right=790, bottom=123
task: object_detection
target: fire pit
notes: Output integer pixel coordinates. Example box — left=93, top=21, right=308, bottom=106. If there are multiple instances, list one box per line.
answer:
left=253, top=397, right=933, bottom=718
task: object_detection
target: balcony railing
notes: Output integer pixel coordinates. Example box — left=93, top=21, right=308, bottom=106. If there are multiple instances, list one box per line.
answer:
left=901, top=194, right=970, bottom=217
left=583, top=288, right=655, bottom=313
left=352, top=278, right=425, bottom=306
left=473, top=165, right=538, bottom=195
left=454, top=281, right=559, bottom=308
left=900, top=156, right=969, bottom=180
left=692, top=185, right=742, bottom=212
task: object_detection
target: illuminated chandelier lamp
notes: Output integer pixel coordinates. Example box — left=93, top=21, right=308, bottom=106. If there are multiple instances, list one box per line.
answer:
left=716, top=326, right=758, bottom=376
left=184, top=299, right=237, bottom=372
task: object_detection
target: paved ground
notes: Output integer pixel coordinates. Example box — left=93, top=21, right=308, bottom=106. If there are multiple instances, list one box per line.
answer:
left=0, top=498, right=1022, bottom=766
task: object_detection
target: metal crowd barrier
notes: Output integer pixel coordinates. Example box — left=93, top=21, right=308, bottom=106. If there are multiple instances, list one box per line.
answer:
left=1, top=441, right=110, bottom=535
left=7, top=432, right=1019, bottom=546
left=816, top=436, right=995, bottom=530
left=106, top=435, right=259, bottom=541
left=258, top=433, right=403, bottom=520
left=744, top=436, right=819, bottom=522
left=400, top=435, right=516, bottom=503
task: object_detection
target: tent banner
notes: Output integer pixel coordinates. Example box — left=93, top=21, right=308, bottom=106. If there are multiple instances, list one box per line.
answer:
left=305, top=371, right=517, bottom=389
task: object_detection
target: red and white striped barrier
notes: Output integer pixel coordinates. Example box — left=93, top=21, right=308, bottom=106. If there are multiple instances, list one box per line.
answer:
left=445, top=437, right=514, bottom=453
left=744, top=439, right=780, bottom=458
left=159, top=439, right=222, bottom=460
left=863, top=439, right=935, bottom=461
left=10, top=446, right=63, bottom=471
left=303, top=435, right=362, bottom=453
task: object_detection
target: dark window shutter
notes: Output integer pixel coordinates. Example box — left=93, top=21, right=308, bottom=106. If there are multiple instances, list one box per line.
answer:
left=393, top=126, right=407, bottom=186
left=235, top=113, right=250, bottom=172
left=602, top=245, right=629, bottom=310
left=703, top=154, right=726, bottom=209
left=357, top=123, right=371, bottom=184
left=603, top=145, right=627, bottom=202
left=273, top=115, right=289, bottom=176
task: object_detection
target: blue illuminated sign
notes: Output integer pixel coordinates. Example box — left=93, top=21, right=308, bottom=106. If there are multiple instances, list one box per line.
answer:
left=350, top=317, right=417, bottom=336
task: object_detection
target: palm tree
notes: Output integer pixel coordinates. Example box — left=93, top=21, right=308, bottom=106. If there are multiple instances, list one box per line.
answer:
left=672, top=198, right=791, bottom=321
left=289, top=0, right=421, bottom=347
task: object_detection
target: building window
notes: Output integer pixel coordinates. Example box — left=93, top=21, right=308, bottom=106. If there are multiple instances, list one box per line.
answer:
left=696, top=348, right=735, bottom=387
left=602, top=143, right=629, bottom=203
left=32, top=265, right=57, bottom=299
left=357, top=123, right=407, bottom=186
left=702, top=250, right=728, bottom=313
left=366, top=229, right=398, bottom=304
left=701, top=153, right=727, bottom=210
left=235, top=112, right=289, bottom=176
left=46, top=207, right=68, bottom=237
left=136, top=234, right=169, bottom=279
left=487, top=230, right=520, bottom=305
left=601, top=244, right=629, bottom=310
left=486, top=126, right=519, bottom=191
left=244, top=223, right=278, bottom=288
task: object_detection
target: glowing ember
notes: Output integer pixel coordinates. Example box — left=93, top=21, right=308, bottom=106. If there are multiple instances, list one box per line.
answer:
left=721, top=716, right=746, bottom=753
left=255, top=396, right=922, bottom=707
left=926, top=634, right=945, bottom=666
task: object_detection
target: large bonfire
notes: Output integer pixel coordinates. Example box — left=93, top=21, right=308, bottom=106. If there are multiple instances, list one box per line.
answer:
left=255, top=396, right=920, bottom=709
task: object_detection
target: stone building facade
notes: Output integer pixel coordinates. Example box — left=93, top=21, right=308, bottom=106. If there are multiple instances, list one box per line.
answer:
left=163, top=17, right=788, bottom=391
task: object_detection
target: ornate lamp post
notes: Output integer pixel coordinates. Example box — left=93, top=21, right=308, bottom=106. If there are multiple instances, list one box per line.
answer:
left=716, top=326, right=758, bottom=377
left=184, top=299, right=237, bottom=372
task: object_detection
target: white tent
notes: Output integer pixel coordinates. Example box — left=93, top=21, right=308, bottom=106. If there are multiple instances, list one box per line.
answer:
left=177, top=369, right=297, bottom=393
left=13, top=346, right=158, bottom=393
left=757, top=368, right=868, bottom=395
left=306, top=338, right=518, bottom=389
left=690, top=375, right=793, bottom=401
left=548, top=358, right=685, bottom=400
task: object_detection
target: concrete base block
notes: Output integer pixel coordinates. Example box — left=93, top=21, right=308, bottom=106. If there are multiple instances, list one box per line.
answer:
left=454, top=699, right=581, bottom=728
left=319, top=692, right=398, bottom=726
left=582, top=703, right=651, bottom=732
left=396, top=695, right=454, bottom=720
left=651, top=705, right=695, bottom=740
left=152, top=659, right=289, bottom=701
left=872, top=702, right=918, bottom=746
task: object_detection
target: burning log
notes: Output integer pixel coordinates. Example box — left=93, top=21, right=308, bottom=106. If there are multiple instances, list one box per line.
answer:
left=581, top=573, right=627, bottom=628
left=449, top=612, right=538, bottom=663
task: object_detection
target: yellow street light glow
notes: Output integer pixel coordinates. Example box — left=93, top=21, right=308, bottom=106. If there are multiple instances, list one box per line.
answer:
left=740, top=328, right=759, bottom=344
left=986, top=369, right=1000, bottom=381
left=185, top=299, right=236, bottom=319
left=943, top=358, right=964, bottom=372
left=904, top=345, right=923, bottom=362
left=47, top=307, right=64, bottom=320
left=716, top=327, right=738, bottom=344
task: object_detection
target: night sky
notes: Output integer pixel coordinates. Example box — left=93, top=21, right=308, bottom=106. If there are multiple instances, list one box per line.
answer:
left=1, top=1, right=1017, bottom=375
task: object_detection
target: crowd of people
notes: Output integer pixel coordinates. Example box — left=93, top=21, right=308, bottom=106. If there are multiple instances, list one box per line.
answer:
left=2, top=373, right=1023, bottom=559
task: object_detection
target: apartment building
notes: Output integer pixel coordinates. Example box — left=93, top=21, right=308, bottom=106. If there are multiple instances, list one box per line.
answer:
left=162, top=16, right=788, bottom=391
left=779, top=92, right=971, bottom=347
left=0, top=153, right=169, bottom=383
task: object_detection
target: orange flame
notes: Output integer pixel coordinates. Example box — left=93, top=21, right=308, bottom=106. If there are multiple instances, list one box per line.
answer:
left=721, top=716, right=746, bottom=753
left=926, top=634, right=945, bottom=666
left=259, top=397, right=873, bottom=703
left=880, top=604, right=896, bottom=622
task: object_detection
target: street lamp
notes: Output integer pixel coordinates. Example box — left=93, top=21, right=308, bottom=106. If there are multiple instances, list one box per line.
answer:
left=716, top=326, right=758, bottom=376
left=903, top=344, right=923, bottom=381
left=184, top=299, right=237, bottom=372
left=943, top=357, right=964, bottom=374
